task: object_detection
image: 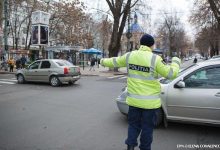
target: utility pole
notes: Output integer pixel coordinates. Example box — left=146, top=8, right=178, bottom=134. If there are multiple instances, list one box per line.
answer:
left=3, top=0, right=8, bottom=70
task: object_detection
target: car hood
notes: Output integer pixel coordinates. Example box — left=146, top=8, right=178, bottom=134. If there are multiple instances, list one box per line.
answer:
left=16, top=69, right=26, bottom=74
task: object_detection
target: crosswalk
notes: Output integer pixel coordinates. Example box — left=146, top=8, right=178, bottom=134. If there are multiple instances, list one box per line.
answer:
left=0, top=78, right=17, bottom=86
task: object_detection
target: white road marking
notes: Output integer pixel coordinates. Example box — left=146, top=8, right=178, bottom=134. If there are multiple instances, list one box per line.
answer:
left=107, top=75, right=125, bottom=79
left=0, top=79, right=17, bottom=82
left=119, top=76, right=127, bottom=79
left=0, top=81, right=16, bottom=84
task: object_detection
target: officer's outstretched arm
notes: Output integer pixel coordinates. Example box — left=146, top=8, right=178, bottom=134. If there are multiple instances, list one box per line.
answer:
left=155, top=56, right=181, bottom=79
left=100, top=53, right=128, bottom=68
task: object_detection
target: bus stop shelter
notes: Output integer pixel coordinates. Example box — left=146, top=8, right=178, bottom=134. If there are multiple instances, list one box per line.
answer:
left=45, top=46, right=82, bottom=65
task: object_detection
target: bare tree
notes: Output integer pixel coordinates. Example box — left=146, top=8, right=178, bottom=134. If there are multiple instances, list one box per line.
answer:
left=194, top=28, right=210, bottom=57
left=8, top=0, right=28, bottom=49
left=48, top=1, right=87, bottom=46
left=24, top=0, right=39, bottom=50
left=208, top=0, right=220, bottom=25
left=0, top=0, right=3, bottom=26
left=106, top=0, right=139, bottom=57
left=157, top=11, right=188, bottom=57
left=190, top=0, right=220, bottom=56
left=100, top=17, right=112, bottom=56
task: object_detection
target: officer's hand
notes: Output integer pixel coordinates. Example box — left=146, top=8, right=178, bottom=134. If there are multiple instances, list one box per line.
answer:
left=100, top=59, right=104, bottom=66
left=172, top=57, right=181, bottom=66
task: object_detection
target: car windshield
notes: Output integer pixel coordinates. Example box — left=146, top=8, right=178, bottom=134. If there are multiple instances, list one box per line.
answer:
left=159, top=64, right=197, bottom=84
left=55, top=60, right=74, bottom=67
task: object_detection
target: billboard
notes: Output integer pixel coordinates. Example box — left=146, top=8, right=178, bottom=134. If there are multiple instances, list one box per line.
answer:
left=31, top=25, right=49, bottom=45
left=32, top=11, right=50, bottom=25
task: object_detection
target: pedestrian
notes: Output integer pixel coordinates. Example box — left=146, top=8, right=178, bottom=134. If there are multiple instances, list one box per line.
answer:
left=89, top=57, right=96, bottom=71
left=193, top=57, right=197, bottom=63
left=7, top=57, right=15, bottom=72
left=15, top=58, right=21, bottom=70
left=1, top=57, right=8, bottom=71
left=67, top=56, right=73, bottom=64
left=100, top=34, right=181, bottom=150
left=97, top=58, right=100, bottom=68
left=20, top=55, right=27, bottom=68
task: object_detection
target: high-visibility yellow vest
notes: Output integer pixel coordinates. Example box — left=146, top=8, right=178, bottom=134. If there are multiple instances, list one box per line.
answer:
left=101, top=45, right=181, bottom=109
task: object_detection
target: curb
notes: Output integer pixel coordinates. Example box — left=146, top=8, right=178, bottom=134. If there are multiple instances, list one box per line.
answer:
left=81, top=74, right=99, bottom=76
left=0, top=72, right=16, bottom=75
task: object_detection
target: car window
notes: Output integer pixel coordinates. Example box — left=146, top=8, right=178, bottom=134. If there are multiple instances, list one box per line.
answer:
left=55, top=60, right=73, bottom=67
left=40, top=61, right=51, bottom=69
left=184, top=67, right=220, bottom=88
left=160, top=64, right=196, bottom=84
left=29, top=61, right=40, bottom=69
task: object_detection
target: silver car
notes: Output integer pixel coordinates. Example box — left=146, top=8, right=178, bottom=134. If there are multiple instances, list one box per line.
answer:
left=16, top=59, right=81, bottom=86
left=116, top=60, right=220, bottom=127
left=207, top=55, right=220, bottom=61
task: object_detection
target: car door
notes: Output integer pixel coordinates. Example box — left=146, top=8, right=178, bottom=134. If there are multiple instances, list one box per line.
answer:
left=166, top=65, right=220, bottom=124
left=38, top=60, right=51, bottom=82
left=25, top=61, right=41, bottom=81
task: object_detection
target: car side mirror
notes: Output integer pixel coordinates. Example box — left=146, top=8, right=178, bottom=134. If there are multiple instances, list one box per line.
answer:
left=174, top=80, right=185, bottom=88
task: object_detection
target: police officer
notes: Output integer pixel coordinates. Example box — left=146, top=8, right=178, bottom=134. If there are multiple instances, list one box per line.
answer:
left=100, top=34, right=181, bottom=150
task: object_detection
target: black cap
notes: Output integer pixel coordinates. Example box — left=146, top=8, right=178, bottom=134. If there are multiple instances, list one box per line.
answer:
left=140, top=34, right=155, bottom=47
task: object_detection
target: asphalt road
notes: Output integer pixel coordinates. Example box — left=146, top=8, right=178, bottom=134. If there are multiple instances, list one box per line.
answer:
left=0, top=73, right=220, bottom=150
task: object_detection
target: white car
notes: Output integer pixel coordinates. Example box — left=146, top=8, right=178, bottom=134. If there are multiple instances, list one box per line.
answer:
left=116, top=60, right=220, bottom=127
left=208, top=55, right=220, bottom=61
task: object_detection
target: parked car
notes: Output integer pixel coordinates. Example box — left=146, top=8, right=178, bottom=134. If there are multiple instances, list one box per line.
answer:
left=116, top=60, right=220, bottom=127
left=208, top=55, right=220, bottom=61
left=184, top=57, right=189, bottom=61
left=16, top=59, right=81, bottom=86
left=211, top=55, right=220, bottom=59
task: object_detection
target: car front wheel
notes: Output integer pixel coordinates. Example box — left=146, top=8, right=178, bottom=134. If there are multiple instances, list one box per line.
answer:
left=17, top=74, right=25, bottom=84
left=154, top=108, right=164, bottom=128
left=50, top=76, right=60, bottom=87
left=69, top=81, right=76, bottom=85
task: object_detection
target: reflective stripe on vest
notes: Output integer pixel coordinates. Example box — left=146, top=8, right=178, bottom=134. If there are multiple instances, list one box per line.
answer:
left=128, top=74, right=155, bottom=80
left=113, top=58, right=118, bottom=67
left=150, top=54, right=157, bottom=76
left=126, top=52, right=131, bottom=73
left=167, top=68, right=173, bottom=79
left=127, top=93, right=160, bottom=100
left=126, top=53, right=157, bottom=80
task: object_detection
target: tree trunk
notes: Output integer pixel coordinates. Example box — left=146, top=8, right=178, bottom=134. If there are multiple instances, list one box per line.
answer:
left=108, top=16, right=120, bottom=57
left=208, top=0, right=220, bottom=26
left=210, top=44, right=215, bottom=57
left=215, top=41, right=219, bottom=55
left=25, top=18, right=31, bottom=49
left=0, top=1, right=2, bottom=26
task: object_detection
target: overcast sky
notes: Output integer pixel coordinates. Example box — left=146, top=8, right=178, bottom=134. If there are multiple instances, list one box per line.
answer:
left=80, top=0, right=195, bottom=38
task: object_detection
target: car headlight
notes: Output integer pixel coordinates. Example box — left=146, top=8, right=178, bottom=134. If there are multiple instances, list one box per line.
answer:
left=121, top=86, right=127, bottom=92
left=119, top=87, right=127, bottom=100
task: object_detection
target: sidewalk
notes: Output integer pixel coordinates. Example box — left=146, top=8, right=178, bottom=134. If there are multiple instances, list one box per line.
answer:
left=0, top=65, right=127, bottom=77
left=80, top=65, right=127, bottom=76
